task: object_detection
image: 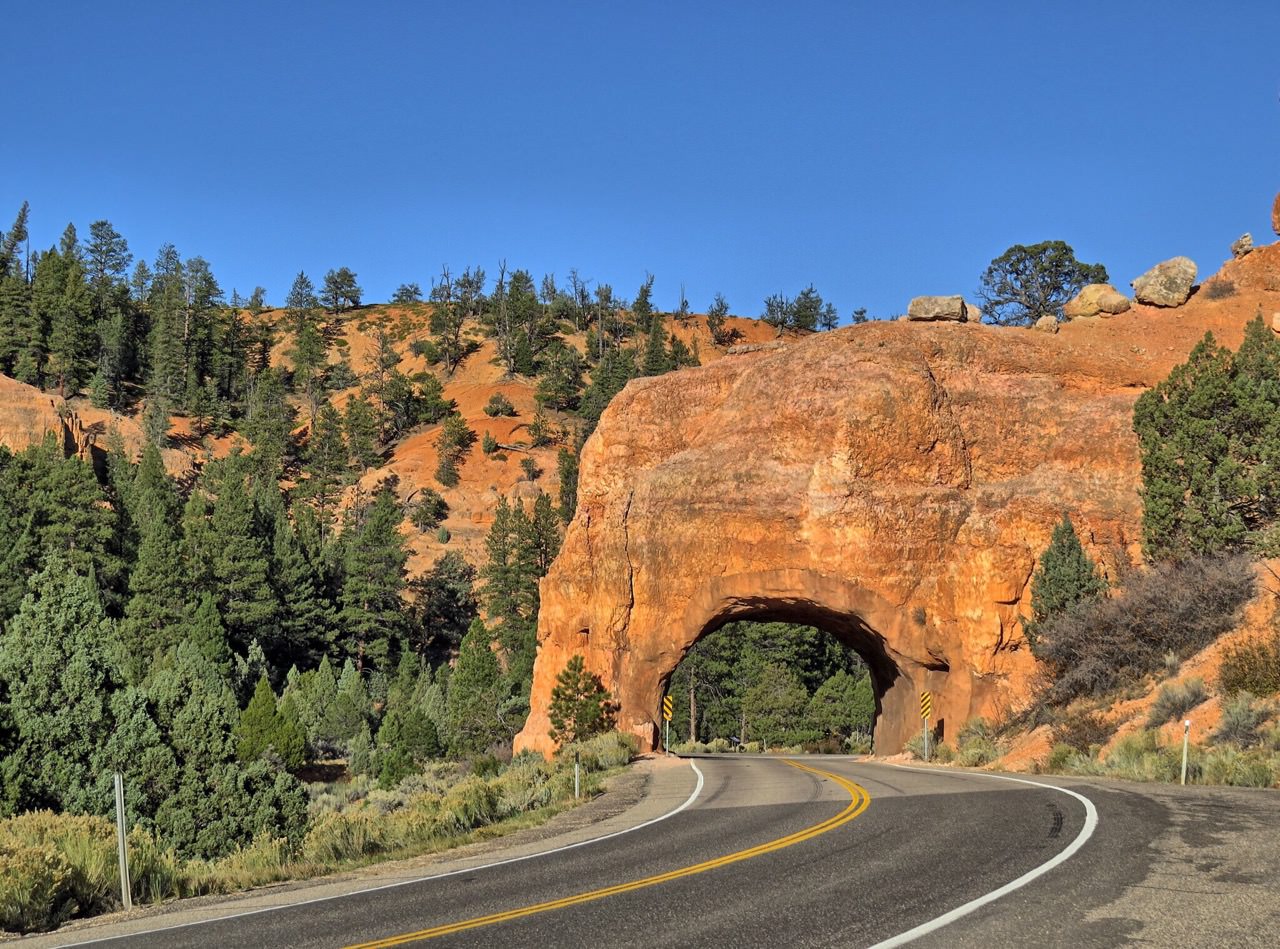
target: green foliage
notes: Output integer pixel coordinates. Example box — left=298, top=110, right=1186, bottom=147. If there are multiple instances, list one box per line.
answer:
left=741, top=664, right=813, bottom=747
left=375, top=707, right=441, bottom=788
left=556, top=447, right=578, bottom=523
left=976, top=240, right=1108, bottom=325
left=338, top=486, right=409, bottom=669
left=391, top=283, right=422, bottom=304
left=482, top=431, right=499, bottom=455
left=0, top=557, right=119, bottom=817
left=445, top=620, right=506, bottom=755
left=234, top=676, right=305, bottom=769
left=1213, top=692, right=1271, bottom=748
left=1218, top=630, right=1280, bottom=696
left=409, top=488, right=448, bottom=531
left=1024, top=515, right=1107, bottom=662
left=320, top=267, right=361, bottom=313
left=408, top=551, right=477, bottom=661
left=483, top=392, right=517, bottom=417
left=1033, top=555, right=1254, bottom=706
left=806, top=670, right=874, bottom=739
left=669, top=621, right=862, bottom=744
left=548, top=656, right=614, bottom=745
left=1146, top=679, right=1208, bottom=727
left=1134, top=320, right=1280, bottom=560
left=434, top=413, right=475, bottom=487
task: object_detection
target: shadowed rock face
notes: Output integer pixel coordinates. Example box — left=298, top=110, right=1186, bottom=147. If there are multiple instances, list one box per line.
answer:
left=516, top=318, right=1169, bottom=756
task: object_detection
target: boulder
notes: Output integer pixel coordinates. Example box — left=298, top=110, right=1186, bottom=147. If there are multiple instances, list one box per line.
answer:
left=1063, top=283, right=1131, bottom=320
left=906, top=295, right=972, bottom=322
left=1231, top=233, right=1254, bottom=259
left=1034, top=315, right=1059, bottom=333
left=0, top=375, right=80, bottom=455
left=1132, top=257, right=1197, bottom=307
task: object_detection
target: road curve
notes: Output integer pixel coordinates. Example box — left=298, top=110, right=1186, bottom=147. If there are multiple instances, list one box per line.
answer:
left=33, top=755, right=1280, bottom=947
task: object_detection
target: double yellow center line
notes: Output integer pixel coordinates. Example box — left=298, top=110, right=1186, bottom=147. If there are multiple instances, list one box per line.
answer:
left=346, top=759, right=871, bottom=947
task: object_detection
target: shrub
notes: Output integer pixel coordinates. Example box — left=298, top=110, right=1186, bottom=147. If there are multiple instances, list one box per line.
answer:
left=1049, top=709, right=1116, bottom=752
left=481, top=431, right=498, bottom=455
left=1218, top=631, right=1280, bottom=697
left=1213, top=692, right=1271, bottom=747
left=0, top=843, right=73, bottom=933
left=845, top=733, right=872, bottom=755
left=1202, top=278, right=1237, bottom=300
left=954, top=718, right=1001, bottom=767
left=409, top=489, right=448, bottom=531
left=520, top=457, right=541, bottom=481
left=1146, top=678, right=1208, bottom=727
left=483, top=393, right=517, bottom=418
left=410, top=339, right=440, bottom=363
left=1036, top=555, right=1254, bottom=704
left=435, top=526, right=450, bottom=544
left=1201, top=746, right=1275, bottom=787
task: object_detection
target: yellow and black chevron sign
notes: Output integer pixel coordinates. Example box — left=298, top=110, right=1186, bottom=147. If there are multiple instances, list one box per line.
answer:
left=920, top=691, right=932, bottom=721
left=662, top=695, right=673, bottom=721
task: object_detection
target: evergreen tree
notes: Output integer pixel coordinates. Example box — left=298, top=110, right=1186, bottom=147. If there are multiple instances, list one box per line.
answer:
left=1131, top=325, right=1280, bottom=559
left=434, top=412, right=475, bottom=487
left=409, top=551, right=477, bottom=660
left=807, top=670, right=874, bottom=739
left=0, top=556, right=119, bottom=816
left=642, top=311, right=674, bottom=375
left=243, top=368, right=295, bottom=471
left=375, top=706, right=441, bottom=787
left=302, top=401, right=348, bottom=529
left=270, top=509, right=334, bottom=665
left=320, top=267, right=362, bottom=313
left=322, top=659, right=371, bottom=746
left=557, top=447, right=579, bottom=523
left=1024, top=514, right=1107, bottom=659
left=285, top=271, right=319, bottom=334
left=547, top=655, right=612, bottom=745
left=631, top=273, right=655, bottom=334
left=147, top=244, right=187, bottom=403
left=706, top=292, right=730, bottom=346
left=290, top=319, right=328, bottom=419
left=741, top=663, right=812, bottom=747
left=338, top=485, right=409, bottom=669
left=392, top=282, right=422, bottom=304
left=206, top=458, right=278, bottom=653
left=344, top=393, right=381, bottom=472
left=234, top=674, right=305, bottom=769
left=445, top=618, right=505, bottom=754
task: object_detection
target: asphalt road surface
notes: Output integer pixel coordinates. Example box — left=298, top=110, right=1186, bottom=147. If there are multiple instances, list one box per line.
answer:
left=32, top=756, right=1280, bottom=948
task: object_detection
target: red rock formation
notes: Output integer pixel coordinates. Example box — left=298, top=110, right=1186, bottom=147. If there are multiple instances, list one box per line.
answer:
left=516, top=266, right=1280, bottom=757
left=0, top=375, right=83, bottom=456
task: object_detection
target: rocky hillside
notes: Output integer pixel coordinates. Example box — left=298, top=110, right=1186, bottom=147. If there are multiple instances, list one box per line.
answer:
left=0, top=307, right=782, bottom=576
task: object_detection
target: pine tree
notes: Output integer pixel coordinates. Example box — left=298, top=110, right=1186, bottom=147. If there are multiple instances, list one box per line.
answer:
left=236, top=674, right=281, bottom=762
left=344, top=393, right=381, bottom=472
left=445, top=618, right=505, bottom=754
left=557, top=447, right=579, bottom=523
left=207, top=458, right=278, bottom=653
left=0, top=555, right=119, bottom=816
left=1024, top=515, right=1107, bottom=658
left=642, top=311, right=673, bottom=375
left=320, top=267, right=361, bottom=313
left=302, top=402, right=348, bottom=529
left=706, top=293, right=730, bottom=346
left=408, top=551, right=477, bottom=660
left=147, top=244, right=187, bottom=403
left=434, top=413, right=475, bottom=487
left=285, top=271, right=319, bottom=334
left=270, top=509, right=334, bottom=665
left=338, top=485, right=409, bottom=669
left=548, top=655, right=612, bottom=745
left=1133, top=320, right=1280, bottom=559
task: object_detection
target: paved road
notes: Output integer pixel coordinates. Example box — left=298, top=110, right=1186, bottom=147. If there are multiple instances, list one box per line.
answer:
left=34, top=756, right=1280, bottom=948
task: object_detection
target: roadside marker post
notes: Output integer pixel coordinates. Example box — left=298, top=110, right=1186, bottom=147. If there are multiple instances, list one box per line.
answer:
left=1181, top=719, right=1191, bottom=785
left=573, top=749, right=581, bottom=799
left=662, top=695, right=673, bottom=754
left=113, top=771, right=132, bottom=911
left=920, top=691, right=932, bottom=762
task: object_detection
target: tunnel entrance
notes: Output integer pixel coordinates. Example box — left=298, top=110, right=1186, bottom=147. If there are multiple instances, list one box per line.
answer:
left=666, top=619, right=878, bottom=752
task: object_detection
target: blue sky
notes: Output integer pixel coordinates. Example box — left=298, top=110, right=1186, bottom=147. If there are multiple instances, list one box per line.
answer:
left=3, top=1, right=1278, bottom=321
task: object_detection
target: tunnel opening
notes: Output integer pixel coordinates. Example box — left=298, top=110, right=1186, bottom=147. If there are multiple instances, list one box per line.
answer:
left=663, top=600, right=902, bottom=753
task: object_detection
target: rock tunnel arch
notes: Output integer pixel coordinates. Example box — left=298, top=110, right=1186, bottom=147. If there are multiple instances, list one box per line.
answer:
left=513, top=322, right=1145, bottom=758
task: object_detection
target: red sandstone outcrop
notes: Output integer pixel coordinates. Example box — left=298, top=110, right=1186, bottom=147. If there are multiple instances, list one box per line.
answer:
left=517, top=258, right=1280, bottom=757
left=0, top=375, right=86, bottom=456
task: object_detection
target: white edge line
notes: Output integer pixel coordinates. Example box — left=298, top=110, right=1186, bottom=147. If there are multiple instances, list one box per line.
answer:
left=865, top=765, right=1100, bottom=949
left=59, top=760, right=706, bottom=947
